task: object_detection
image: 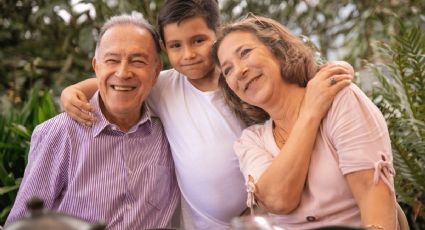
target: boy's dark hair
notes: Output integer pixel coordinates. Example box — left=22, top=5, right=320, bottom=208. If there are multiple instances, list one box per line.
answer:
left=157, top=0, right=220, bottom=43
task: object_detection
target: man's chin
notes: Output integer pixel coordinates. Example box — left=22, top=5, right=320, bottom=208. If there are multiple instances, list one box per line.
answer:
left=104, top=103, right=141, bottom=117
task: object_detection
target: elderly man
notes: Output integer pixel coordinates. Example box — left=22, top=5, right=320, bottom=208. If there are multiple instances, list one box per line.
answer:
left=5, top=13, right=179, bottom=229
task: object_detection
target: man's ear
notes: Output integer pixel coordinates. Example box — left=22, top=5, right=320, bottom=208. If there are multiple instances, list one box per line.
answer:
left=92, top=57, right=97, bottom=73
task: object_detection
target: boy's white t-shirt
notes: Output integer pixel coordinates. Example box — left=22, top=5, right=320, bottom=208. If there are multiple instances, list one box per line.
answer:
left=147, top=69, right=247, bottom=229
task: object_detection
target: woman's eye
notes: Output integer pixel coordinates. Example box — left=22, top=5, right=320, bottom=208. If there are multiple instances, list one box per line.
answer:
left=223, top=67, right=233, bottom=77
left=240, top=48, right=252, bottom=57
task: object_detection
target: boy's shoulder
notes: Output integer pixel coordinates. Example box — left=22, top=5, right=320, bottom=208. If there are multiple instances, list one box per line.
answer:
left=159, top=68, right=183, bottom=79
left=155, top=68, right=186, bottom=88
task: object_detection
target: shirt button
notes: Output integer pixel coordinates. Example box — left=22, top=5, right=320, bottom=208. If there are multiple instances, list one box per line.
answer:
left=306, top=216, right=316, bottom=222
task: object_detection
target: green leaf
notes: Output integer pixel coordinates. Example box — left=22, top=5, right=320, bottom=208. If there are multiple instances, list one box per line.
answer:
left=366, top=23, right=425, bottom=217
left=0, top=185, right=20, bottom=195
left=0, top=206, right=12, bottom=221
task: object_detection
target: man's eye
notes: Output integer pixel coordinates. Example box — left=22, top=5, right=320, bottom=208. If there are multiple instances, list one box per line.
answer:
left=240, top=48, right=252, bottom=57
left=106, top=59, right=119, bottom=64
left=132, top=60, right=146, bottom=64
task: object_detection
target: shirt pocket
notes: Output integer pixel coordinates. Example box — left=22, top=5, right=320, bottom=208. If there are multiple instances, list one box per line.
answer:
left=146, top=165, right=173, bottom=211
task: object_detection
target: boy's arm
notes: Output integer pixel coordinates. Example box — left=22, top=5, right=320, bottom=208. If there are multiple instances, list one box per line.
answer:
left=60, top=78, right=98, bottom=126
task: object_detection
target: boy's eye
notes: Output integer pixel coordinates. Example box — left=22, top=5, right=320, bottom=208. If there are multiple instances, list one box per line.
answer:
left=168, top=43, right=181, bottom=49
left=240, top=48, right=253, bottom=57
left=194, top=38, right=205, bottom=44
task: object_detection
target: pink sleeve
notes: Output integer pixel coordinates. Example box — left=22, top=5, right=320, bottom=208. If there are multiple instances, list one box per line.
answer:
left=234, top=124, right=275, bottom=208
left=234, top=125, right=274, bottom=184
left=325, top=85, right=395, bottom=192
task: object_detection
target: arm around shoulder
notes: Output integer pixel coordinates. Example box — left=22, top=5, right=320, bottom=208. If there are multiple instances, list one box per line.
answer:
left=60, top=78, right=98, bottom=125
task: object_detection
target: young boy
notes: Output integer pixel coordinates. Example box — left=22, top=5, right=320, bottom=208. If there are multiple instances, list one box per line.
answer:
left=61, top=0, right=354, bottom=228
left=63, top=2, right=246, bottom=228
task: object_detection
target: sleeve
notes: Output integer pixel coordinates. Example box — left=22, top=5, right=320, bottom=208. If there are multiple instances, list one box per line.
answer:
left=325, top=84, right=395, bottom=191
left=233, top=124, right=274, bottom=184
left=146, top=70, right=168, bottom=117
left=5, top=119, right=70, bottom=225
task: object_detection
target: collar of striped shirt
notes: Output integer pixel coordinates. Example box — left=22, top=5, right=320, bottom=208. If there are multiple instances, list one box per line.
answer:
left=90, top=91, right=153, bottom=137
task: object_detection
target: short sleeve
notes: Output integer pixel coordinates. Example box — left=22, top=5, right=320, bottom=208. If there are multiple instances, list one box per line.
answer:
left=234, top=124, right=274, bottom=184
left=147, top=69, right=173, bottom=116
left=324, top=84, right=394, bottom=178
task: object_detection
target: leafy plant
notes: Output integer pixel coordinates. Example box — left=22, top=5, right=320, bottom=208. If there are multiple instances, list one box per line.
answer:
left=220, top=0, right=425, bottom=68
left=0, top=0, right=166, bottom=108
left=367, top=23, right=425, bottom=229
left=0, top=82, right=57, bottom=224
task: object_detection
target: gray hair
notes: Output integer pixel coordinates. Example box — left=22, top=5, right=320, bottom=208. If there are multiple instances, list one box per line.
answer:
left=94, top=12, right=161, bottom=59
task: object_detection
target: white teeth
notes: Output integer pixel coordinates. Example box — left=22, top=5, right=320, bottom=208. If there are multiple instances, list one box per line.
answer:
left=112, top=85, right=134, bottom=91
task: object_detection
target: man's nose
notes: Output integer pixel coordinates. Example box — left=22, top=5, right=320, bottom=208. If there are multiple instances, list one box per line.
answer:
left=116, top=62, right=132, bottom=79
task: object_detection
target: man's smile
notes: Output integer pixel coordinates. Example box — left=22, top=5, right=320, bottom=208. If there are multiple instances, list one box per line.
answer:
left=110, top=84, right=137, bottom=91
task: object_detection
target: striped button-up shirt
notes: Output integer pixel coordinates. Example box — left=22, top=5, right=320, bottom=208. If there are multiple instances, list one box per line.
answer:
left=6, top=92, right=179, bottom=229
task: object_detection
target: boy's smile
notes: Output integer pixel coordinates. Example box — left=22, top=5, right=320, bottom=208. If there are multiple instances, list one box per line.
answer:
left=181, top=60, right=203, bottom=67
left=163, top=16, right=217, bottom=90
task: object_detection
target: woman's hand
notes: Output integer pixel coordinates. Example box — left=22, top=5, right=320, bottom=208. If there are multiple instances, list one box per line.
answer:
left=60, top=85, right=96, bottom=126
left=300, top=62, right=354, bottom=120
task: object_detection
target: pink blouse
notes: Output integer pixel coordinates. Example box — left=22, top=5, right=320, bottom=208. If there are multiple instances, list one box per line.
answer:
left=234, top=84, right=395, bottom=229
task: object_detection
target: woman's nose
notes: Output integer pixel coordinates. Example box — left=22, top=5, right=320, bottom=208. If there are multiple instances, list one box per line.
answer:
left=234, top=63, right=248, bottom=81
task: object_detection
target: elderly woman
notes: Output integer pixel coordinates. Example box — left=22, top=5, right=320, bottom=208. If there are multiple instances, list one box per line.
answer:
left=212, top=16, right=396, bottom=229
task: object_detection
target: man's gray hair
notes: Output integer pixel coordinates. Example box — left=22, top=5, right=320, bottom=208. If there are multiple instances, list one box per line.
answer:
left=94, top=12, right=161, bottom=58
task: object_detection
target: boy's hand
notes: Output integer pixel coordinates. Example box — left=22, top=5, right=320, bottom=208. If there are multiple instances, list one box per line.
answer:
left=60, top=86, right=96, bottom=126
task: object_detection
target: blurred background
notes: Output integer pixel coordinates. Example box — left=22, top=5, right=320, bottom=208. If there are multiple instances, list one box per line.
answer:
left=0, top=0, right=424, bottom=228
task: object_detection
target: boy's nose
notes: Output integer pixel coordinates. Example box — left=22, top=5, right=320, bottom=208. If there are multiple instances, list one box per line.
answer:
left=183, top=47, right=196, bottom=59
